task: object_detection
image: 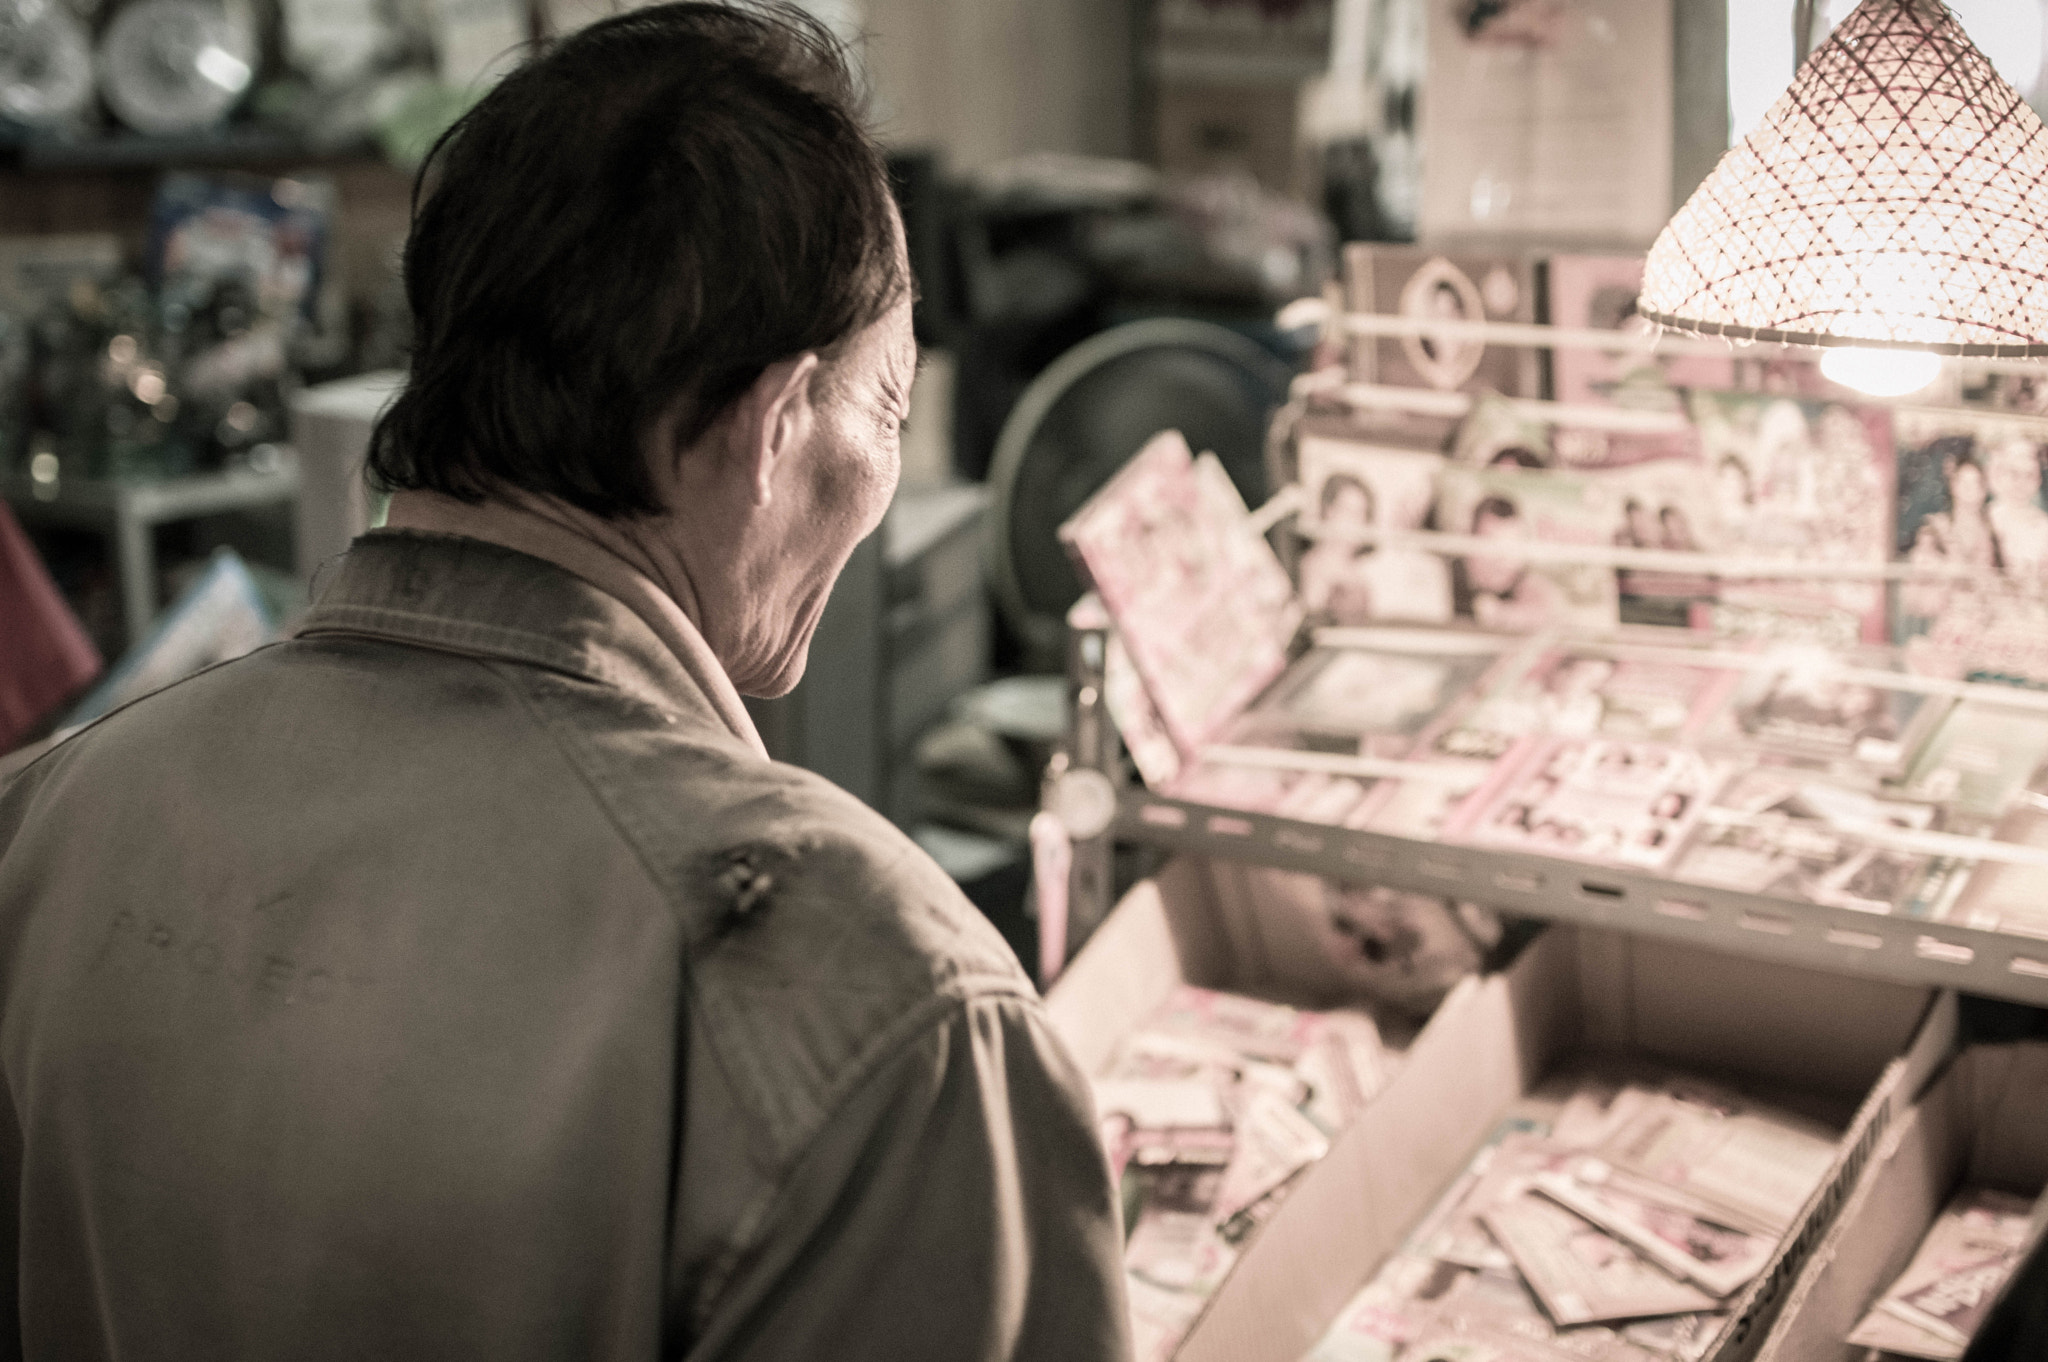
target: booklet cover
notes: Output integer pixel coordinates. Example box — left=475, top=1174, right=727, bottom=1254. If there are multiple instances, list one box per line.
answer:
left=1426, top=644, right=1741, bottom=762
left=1450, top=737, right=1730, bottom=872
left=1698, top=658, right=1946, bottom=777
left=1435, top=463, right=1622, bottom=632
left=1060, top=430, right=1302, bottom=762
left=1482, top=1191, right=1720, bottom=1327
left=1901, top=702, right=2048, bottom=822
left=1296, top=434, right=1453, bottom=626
left=1237, top=643, right=1498, bottom=752
left=1894, top=405, right=2048, bottom=687
left=1684, top=390, right=1895, bottom=645
left=1533, top=1171, right=1774, bottom=1299
left=1341, top=244, right=1540, bottom=397
left=1543, top=253, right=1735, bottom=409
left=1943, top=760, right=2048, bottom=936
left=1671, top=770, right=1952, bottom=917
left=1846, top=1186, right=2036, bottom=1360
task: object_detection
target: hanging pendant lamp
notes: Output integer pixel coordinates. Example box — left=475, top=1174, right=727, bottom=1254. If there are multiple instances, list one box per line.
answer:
left=1640, top=0, right=2048, bottom=358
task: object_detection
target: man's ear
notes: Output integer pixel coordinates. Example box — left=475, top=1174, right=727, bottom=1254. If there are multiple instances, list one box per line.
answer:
left=733, top=352, right=822, bottom=508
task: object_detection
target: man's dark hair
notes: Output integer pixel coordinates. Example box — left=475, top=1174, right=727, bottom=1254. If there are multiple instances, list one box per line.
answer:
left=367, top=1, right=906, bottom=517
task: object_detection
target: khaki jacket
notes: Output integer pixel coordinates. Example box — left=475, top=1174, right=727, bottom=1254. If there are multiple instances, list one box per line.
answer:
left=0, top=530, right=1130, bottom=1361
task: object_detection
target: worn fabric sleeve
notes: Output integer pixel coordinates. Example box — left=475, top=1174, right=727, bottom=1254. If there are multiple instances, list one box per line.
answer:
left=685, top=993, right=1133, bottom=1362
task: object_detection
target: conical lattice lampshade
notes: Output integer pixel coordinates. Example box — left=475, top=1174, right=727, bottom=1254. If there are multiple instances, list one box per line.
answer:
left=1641, top=0, right=2048, bottom=356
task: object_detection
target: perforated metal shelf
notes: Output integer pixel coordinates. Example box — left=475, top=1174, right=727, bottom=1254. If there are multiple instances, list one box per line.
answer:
left=1113, top=788, right=2048, bottom=1008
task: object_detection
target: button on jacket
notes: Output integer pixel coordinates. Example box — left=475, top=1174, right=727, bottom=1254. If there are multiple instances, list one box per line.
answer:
left=0, top=530, right=1132, bottom=1361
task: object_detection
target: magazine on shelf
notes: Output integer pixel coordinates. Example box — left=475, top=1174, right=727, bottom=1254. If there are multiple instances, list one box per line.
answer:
left=1893, top=404, right=2048, bottom=687
left=1450, top=737, right=1730, bottom=872
left=1234, top=643, right=1498, bottom=752
left=1901, top=702, right=2048, bottom=822
left=1446, top=389, right=1701, bottom=475
left=1698, top=656, right=1947, bottom=777
left=1168, top=762, right=1384, bottom=828
left=1670, top=769, right=1960, bottom=917
left=1683, top=390, right=1895, bottom=645
left=1944, top=761, right=2048, bottom=935
left=1296, top=434, right=1452, bottom=626
left=1435, top=463, right=1622, bottom=632
left=1543, top=254, right=1735, bottom=409
left=1957, top=367, right=2048, bottom=416
left=1594, top=455, right=1721, bottom=608
left=1103, top=630, right=1183, bottom=788
left=1059, top=430, right=1301, bottom=761
left=1448, top=392, right=1553, bottom=469
left=1341, top=243, right=1540, bottom=398
left=1425, top=642, right=1741, bottom=762
left=1845, top=1186, right=2037, bottom=1360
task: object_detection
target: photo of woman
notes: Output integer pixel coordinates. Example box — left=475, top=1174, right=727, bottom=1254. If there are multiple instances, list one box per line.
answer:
left=1898, top=415, right=2048, bottom=612
left=1297, top=436, right=1454, bottom=625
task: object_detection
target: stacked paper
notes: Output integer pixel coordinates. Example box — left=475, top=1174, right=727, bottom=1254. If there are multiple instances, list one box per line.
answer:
left=1095, top=986, right=1400, bottom=1362
left=1303, top=1070, right=1842, bottom=1362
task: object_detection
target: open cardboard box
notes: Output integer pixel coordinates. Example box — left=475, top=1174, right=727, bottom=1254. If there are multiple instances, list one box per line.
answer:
left=1750, top=1041, right=2048, bottom=1362
left=1046, top=860, right=1954, bottom=1362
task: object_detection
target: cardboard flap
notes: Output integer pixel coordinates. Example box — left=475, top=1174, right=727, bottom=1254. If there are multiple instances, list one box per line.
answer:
left=1967, top=1041, right=2048, bottom=1194
left=1623, top=935, right=1928, bottom=1100
left=1181, top=927, right=1580, bottom=1362
left=1044, top=877, right=1190, bottom=1078
left=1751, top=1068, right=1967, bottom=1362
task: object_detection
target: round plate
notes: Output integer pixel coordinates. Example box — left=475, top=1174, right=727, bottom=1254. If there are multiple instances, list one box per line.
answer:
left=98, top=0, right=253, bottom=136
left=985, top=317, right=1294, bottom=665
left=0, top=0, right=94, bottom=126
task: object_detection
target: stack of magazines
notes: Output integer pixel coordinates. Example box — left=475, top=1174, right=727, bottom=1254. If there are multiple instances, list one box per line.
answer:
left=1301, top=1069, right=1843, bottom=1362
left=1092, top=986, right=1402, bottom=1362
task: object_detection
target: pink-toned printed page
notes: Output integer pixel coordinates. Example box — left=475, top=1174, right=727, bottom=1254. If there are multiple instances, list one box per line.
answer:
left=1060, top=430, right=1302, bottom=761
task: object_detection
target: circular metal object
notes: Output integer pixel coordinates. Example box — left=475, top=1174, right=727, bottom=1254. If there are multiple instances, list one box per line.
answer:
left=985, top=317, right=1294, bottom=665
left=0, top=0, right=94, bottom=126
left=98, top=0, right=253, bottom=136
left=1045, top=766, right=1118, bottom=841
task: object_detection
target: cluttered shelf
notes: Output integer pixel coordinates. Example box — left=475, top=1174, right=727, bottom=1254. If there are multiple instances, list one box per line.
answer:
left=1, top=455, right=299, bottom=523
left=0, top=131, right=380, bottom=174
left=1045, top=245, right=2048, bottom=1017
left=1063, top=599, right=2048, bottom=1009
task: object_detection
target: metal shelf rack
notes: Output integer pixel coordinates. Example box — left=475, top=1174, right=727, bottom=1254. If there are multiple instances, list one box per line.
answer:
left=1045, top=304, right=2048, bottom=1008
left=1055, top=597, right=2048, bottom=1014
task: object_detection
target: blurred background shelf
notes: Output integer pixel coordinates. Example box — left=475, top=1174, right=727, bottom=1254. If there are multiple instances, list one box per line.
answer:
left=0, top=131, right=380, bottom=173
left=3, top=458, right=300, bottom=651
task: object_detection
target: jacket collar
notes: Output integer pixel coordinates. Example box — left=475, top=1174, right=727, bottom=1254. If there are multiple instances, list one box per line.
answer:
left=295, top=530, right=765, bottom=755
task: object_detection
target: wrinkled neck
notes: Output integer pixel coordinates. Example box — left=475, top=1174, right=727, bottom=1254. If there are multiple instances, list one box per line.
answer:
left=382, top=488, right=765, bottom=757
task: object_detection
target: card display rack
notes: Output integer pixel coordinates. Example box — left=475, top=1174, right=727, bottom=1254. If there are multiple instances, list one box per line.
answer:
left=1058, top=614, right=2048, bottom=1010
left=1051, top=304, right=2048, bottom=1011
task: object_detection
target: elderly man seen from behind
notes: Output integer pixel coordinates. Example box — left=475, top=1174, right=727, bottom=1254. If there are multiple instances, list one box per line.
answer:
left=0, top=6, right=1132, bottom=1360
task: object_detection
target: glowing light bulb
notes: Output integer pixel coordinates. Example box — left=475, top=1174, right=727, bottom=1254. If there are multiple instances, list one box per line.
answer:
left=195, top=44, right=251, bottom=94
left=1820, top=346, right=1943, bottom=397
